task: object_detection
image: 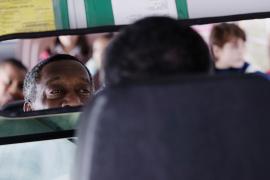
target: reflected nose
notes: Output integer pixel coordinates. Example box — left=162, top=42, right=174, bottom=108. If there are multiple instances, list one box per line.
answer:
left=61, top=92, right=83, bottom=107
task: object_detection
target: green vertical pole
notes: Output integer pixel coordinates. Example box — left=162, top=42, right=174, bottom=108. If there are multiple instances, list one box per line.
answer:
left=175, top=0, right=189, bottom=19
left=84, top=0, right=115, bottom=27
left=53, top=0, right=70, bottom=29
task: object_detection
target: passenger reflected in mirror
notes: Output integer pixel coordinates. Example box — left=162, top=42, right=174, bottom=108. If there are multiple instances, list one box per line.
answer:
left=86, top=33, right=114, bottom=90
left=23, top=54, right=94, bottom=111
left=0, top=58, right=27, bottom=109
left=39, top=35, right=91, bottom=64
left=209, top=23, right=270, bottom=80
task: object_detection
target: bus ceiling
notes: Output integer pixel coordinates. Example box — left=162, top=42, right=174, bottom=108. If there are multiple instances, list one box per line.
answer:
left=1, top=0, right=270, bottom=41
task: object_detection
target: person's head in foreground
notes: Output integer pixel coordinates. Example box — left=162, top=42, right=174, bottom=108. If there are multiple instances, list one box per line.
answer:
left=103, top=16, right=211, bottom=85
left=0, top=58, right=27, bottom=108
left=209, top=23, right=246, bottom=70
left=23, top=54, right=94, bottom=111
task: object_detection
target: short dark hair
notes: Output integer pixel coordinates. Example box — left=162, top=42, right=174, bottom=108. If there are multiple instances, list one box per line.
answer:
left=209, top=23, right=246, bottom=61
left=23, top=54, right=93, bottom=103
left=104, top=16, right=211, bottom=85
left=0, top=58, right=27, bottom=71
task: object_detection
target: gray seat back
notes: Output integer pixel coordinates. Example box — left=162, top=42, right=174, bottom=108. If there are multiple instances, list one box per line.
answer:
left=76, top=74, right=270, bottom=180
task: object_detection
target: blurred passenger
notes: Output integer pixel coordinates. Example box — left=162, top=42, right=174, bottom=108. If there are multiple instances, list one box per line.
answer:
left=210, top=23, right=260, bottom=74
left=103, top=16, right=211, bottom=85
left=23, top=54, right=94, bottom=111
left=86, top=33, right=114, bottom=89
left=0, top=58, right=27, bottom=108
left=39, top=35, right=91, bottom=63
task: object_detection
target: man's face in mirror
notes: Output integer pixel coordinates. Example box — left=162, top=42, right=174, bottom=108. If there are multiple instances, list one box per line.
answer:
left=0, top=63, right=26, bottom=107
left=25, top=60, right=92, bottom=111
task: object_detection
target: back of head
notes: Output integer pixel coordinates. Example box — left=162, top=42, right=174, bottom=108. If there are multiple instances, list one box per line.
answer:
left=104, top=16, right=211, bottom=85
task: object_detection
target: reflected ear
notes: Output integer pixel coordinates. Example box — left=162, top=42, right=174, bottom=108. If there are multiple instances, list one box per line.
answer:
left=212, top=45, right=221, bottom=60
left=23, top=102, right=33, bottom=112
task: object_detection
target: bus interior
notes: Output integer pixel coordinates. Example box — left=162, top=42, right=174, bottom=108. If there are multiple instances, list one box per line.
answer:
left=0, top=1, right=270, bottom=180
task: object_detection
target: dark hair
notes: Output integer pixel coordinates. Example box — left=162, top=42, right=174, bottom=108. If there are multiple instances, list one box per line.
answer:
left=104, top=16, right=211, bottom=85
left=0, top=58, right=27, bottom=71
left=23, top=54, right=93, bottom=103
left=209, top=23, right=246, bottom=61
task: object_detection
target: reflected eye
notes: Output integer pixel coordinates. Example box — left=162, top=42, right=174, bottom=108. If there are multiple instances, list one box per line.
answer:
left=47, top=88, right=64, bottom=99
left=79, top=89, right=90, bottom=95
left=50, top=89, right=62, bottom=95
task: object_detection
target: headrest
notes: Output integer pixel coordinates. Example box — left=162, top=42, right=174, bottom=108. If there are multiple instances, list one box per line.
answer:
left=75, top=74, right=270, bottom=180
